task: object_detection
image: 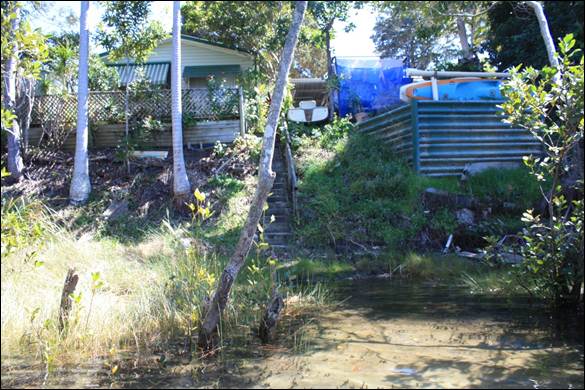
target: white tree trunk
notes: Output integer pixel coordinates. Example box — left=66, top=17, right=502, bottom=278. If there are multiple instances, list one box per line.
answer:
left=171, top=1, right=191, bottom=200
left=526, top=1, right=559, bottom=68
left=197, top=0, right=308, bottom=353
left=3, top=5, right=24, bottom=180
left=69, top=1, right=92, bottom=204
left=456, top=17, right=473, bottom=60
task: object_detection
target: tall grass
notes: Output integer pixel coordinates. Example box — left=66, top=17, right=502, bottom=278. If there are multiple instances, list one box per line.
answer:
left=1, top=195, right=330, bottom=371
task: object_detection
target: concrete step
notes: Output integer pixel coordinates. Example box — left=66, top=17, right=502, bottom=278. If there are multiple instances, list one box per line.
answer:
left=268, top=195, right=289, bottom=204
left=264, top=213, right=290, bottom=224
left=267, top=200, right=290, bottom=209
left=264, top=222, right=292, bottom=233
left=265, top=232, right=292, bottom=246
left=269, top=188, right=289, bottom=198
left=265, top=208, right=291, bottom=218
left=272, top=184, right=287, bottom=192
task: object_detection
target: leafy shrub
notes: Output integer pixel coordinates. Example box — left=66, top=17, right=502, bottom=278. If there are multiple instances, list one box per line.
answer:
left=496, top=34, right=584, bottom=306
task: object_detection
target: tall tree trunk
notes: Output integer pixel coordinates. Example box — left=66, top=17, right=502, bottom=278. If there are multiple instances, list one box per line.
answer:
left=69, top=1, right=92, bottom=205
left=171, top=0, right=191, bottom=201
left=3, top=5, right=24, bottom=180
left=21, top=78, right=34, bottom=155
left=526, top=1, right=559, bottom=68
left=197, top=0, right=308, bottom=353
left=456, top=17, right=473, bottom=60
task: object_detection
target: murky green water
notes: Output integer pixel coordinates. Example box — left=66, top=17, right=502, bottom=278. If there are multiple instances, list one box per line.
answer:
left=2, top=280, right=583, bottom=388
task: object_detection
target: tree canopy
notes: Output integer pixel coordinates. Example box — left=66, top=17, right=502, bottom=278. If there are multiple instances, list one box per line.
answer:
left=483, top=1, right=584, bottom=70
left=372, top=1, right=491, bottom=70
left=181, top=1, right=358, bottom=78
left=97, top=1, right=166, bottom=64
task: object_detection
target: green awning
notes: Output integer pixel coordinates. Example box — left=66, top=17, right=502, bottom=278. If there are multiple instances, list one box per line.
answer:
left=109, top=62, right=170, bottom=86
left=183, top=65, right=241, bottom=78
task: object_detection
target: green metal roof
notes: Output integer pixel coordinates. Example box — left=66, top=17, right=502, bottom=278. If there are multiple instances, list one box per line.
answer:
left=108, top=62, right=170, bottom=86
left=183, top=65, right=241, bottom=78
left=180, top=35, right=254, bottom=55
left=99, top=34, right=255, bottom=58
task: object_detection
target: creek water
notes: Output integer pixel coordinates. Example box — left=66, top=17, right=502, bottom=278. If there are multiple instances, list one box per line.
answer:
left=242, top=280, right=584, bottom=389
left=2, top=279, right=583, bottom=388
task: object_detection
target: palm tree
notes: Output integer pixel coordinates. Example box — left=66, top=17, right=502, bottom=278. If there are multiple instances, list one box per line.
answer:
left=171, top=0, right=191, bottom=201
left=69, top=0, right=91, bottom=204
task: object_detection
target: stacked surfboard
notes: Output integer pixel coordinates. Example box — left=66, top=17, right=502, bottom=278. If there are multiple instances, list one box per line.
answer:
left=399, top=78, right=503, bottom=103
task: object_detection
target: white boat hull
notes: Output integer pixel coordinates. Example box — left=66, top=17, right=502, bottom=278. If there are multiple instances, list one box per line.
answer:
left=287, top=107, right=328, bottom=123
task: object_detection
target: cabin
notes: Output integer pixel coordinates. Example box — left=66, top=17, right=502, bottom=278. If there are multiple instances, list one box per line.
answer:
left=29, top=35, right=255, bottom=151
left=102, top=34, right=255, bottom=89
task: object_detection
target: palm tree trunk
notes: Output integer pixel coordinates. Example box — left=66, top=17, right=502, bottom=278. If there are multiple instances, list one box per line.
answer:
left=171, top=0, right=191, bottom=201
left=197, top=0, right=307, bottom=353
left=3, top=4, right=24, bottom=180
left=69, top=1, right=92, bottom=205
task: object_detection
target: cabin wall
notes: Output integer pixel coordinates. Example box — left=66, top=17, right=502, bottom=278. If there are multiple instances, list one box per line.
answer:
left=135, top=40, right=254, bottom=88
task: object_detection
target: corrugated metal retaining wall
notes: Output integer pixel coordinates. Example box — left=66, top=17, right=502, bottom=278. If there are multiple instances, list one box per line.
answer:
left=28, top=120, right=240, bottom=151
left=356, top=101, right=542, bottom=177
left=354, top=104, right=413, bottom=162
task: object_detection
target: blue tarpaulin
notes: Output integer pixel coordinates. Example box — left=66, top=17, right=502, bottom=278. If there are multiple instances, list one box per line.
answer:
left=334, top=57, right=412, bottom=117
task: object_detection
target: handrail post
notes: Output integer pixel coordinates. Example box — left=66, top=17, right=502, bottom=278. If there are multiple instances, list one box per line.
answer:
left=239, top=86, right=246, bottom=136
left=281, top=121, right=298, bottom=220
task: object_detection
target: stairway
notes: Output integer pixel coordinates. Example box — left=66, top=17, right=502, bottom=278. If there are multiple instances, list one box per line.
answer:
left=263, top=142, right=294, bottom=252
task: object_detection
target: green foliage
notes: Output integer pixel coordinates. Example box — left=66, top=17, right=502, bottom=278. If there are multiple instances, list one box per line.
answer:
left=181, top=1, right=342, bottom=78
left=498, top=34, right=584, bottom=306
left=295, top=123, right=543, bottom=254
left=464, top=166, right=543, bottom=211
left=1, top=197, right=48, bottom=261
left=88, top=55, right=120, bottom=91
left=1, top=2, right=48, bottom=79
left=295, top=132, right=430, bottom=247
left=97, top=1, right=166, bottom=65
left=206, top=76, right=239, bottom=120
left=42, top=32, right=78, bottom=94
left=372, top=1, right=489, bottom=69
left=1, top=108, right=17, bottom=131
left=290, top=116, right=353, bottom=149
left=132, top=115, right=164, bottom=144
left=41, top=33, right=119, bottom=94
left=181, top=1, right=293, bottom=76
left=484, top=1, right=584, bottom=71
left=283, top=258, right=353, bottom=281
